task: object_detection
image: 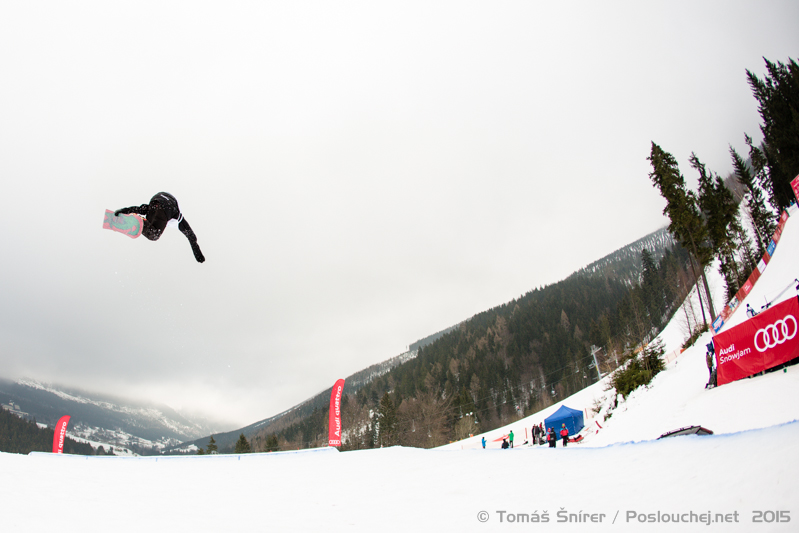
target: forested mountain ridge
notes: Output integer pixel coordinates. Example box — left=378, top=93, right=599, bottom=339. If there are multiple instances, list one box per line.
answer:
left=222, top=226, right=690, bottom=453
left=410, top=325, right=461, bottom=352
left=572, top=226, right=674, bottom=284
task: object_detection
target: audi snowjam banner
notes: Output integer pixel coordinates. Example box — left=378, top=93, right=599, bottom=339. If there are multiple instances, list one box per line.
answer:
left=52, top=415, right=71, bottom=454
left=713, top=297, right=799, bottom=386
left=328, top=378, right=345, bottom=447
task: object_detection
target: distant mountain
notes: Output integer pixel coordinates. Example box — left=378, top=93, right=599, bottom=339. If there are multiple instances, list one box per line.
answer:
left=0, top=378, right=223, bottom=454
left=164, top=349, right=420, bottom=454
left=570, top=226, right=674, bottom=284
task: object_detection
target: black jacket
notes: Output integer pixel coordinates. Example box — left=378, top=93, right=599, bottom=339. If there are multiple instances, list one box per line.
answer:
left=116, top=192, right=205, bottom=263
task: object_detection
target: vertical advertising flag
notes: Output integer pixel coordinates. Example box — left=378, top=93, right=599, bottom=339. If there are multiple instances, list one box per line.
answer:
left=791, top=174, right=799, bottom=204
left=52, top=415, right=71, bottom=454
left=328, top=379, right=345, bottom=447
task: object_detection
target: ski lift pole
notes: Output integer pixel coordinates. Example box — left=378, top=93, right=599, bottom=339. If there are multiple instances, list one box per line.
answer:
left=590, top=345, right=602, bottom=381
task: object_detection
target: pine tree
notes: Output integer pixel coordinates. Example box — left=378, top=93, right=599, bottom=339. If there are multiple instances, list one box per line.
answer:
left=693, top=153, right=740, bottom=253
left=730, top=142, right=776, bottom=254
left=746, top=57, right=799, bottom=211
left=234, top=433, right=251, bottom=453
left=376, top=392, right=398, bottom=447
left=648, top=142, right=716, bottom=324
left=206, top=435, right=218, bottom=454
left=641, top=248, right=665, bottom=328
left=265, top=434, right=279, bottom=452
left=692, top=152, right=750, bottom=300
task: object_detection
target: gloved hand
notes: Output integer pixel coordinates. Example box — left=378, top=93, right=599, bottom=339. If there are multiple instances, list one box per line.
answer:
left=191, top=241, right=205, bottom=263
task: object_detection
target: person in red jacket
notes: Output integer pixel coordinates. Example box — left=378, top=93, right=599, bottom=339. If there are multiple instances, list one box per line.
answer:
left=547, top=427, right=556, bottom=448
left=560, top=423, right=570, bottom=447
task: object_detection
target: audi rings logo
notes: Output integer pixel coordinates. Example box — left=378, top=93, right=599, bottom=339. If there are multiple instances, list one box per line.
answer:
left=754, top=315, right=798, bottom=352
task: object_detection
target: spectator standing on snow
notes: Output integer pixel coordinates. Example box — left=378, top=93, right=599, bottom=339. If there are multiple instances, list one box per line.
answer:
left=501, top=438, right=509, bottom=449
left=532, top=424, right=540, bottom=444
left=509, top=430, right=514, bottom=448
left=705, top=341, right=717, bottom=389
left=547, top=428, right=556, bottom=448
left=560, top=424, right=570, bottom=447
left=482, top=437, right=486, bottom=449
left=705, top=341, right=715, bottom=377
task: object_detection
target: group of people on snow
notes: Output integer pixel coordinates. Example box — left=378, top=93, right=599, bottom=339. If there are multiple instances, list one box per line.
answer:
left=547, top=424, right=571, bottom=447
left=483, top=422, right=571, bottom=449
left=535, top=422, right=569, bottom=447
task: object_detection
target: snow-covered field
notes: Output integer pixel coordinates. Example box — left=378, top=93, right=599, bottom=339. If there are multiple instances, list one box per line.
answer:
left=3, top=210, right=799, bottom=532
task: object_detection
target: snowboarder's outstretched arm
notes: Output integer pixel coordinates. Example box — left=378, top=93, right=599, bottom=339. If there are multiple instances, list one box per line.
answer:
left=115, top=204, right=149, bottom=217
left=178, top=218, right=205, bottom=263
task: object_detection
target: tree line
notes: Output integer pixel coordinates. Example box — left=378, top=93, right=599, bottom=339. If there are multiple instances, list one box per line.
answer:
left=649, top=57, right=798, bottom=319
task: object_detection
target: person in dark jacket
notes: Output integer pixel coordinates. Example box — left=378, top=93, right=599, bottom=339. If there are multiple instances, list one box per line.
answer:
left=560, top=424, right=569, bottom=447
left=501, top=438, right=509, bottom=449
left=115, top=192, right=205, bottom=263
left=705, top=341, right=717, bottom=389
left=547, top=428, right=556, bottom=448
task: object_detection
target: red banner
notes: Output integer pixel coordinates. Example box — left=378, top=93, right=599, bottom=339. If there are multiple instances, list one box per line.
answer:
left=713, top=297, right=799, bottom=386
left=791, top=174, right=799, bottom=203
left=779, top=210, right=789, bottom=229
left=328, top=379, right=345, bottom=447
left=52, top=415, right=71, bottom=454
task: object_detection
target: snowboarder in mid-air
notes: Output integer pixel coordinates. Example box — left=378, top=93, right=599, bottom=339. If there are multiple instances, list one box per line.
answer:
left=114, top=192, right=205, bottom=263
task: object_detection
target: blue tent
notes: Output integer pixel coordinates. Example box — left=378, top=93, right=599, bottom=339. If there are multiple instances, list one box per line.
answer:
left=544, top=405, right=584, bottom=440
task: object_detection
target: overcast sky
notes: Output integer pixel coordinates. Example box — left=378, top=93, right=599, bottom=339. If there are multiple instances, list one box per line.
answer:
left=1, top=1, right=797, bottom=429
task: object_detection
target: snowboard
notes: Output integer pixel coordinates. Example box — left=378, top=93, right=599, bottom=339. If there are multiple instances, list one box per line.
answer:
left=103, top=209, right=143, bottom=239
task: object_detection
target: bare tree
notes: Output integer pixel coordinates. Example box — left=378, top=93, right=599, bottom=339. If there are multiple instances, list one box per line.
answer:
left=397, top=389, right=453, bottom=448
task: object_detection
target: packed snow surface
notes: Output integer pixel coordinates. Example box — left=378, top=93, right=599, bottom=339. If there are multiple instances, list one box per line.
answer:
left=3, top=209, right=799, bottom=532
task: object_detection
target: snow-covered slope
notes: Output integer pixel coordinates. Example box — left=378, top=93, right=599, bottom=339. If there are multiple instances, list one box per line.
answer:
left=3, top=210, right=799, bottom=532
left=443, top=205, right=799, bottom=451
